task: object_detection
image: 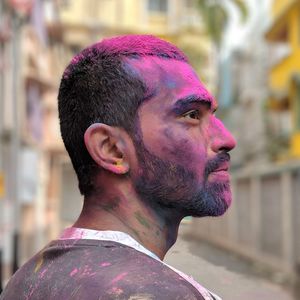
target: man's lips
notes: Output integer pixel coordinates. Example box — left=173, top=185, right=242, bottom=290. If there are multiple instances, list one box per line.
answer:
left=210, top=162, right=229, bottom=173
left=207, top=162, right=230, bottom=182
left=208, top=166, right=230, bottom=181
left=204, top=152, right=231, bottom=179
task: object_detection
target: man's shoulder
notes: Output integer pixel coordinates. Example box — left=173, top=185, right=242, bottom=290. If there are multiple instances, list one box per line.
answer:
left=61, top=239, right=205, bottom=299
left=1, top=239, right=205, bottom=300
left=95, top=264, right=204, bottom=300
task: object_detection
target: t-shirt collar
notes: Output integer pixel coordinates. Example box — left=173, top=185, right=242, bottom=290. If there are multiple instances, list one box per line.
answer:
left=59, top=227, right=160, bottom=261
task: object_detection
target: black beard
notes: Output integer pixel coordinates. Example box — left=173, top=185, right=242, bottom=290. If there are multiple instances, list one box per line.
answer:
left=131, top=128, right=231, bottom=218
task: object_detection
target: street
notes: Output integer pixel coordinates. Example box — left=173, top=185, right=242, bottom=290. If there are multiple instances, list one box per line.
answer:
left=165, top=224, right=294, bottom=300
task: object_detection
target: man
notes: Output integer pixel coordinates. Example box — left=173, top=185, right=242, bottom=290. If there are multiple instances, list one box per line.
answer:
left=1, top=35, right=235, bottom=299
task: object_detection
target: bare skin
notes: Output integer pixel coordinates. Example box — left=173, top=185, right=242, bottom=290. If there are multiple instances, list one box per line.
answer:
left=74, top=57, right=236, bottom=260
left=73, top=174, right=180, bottom=259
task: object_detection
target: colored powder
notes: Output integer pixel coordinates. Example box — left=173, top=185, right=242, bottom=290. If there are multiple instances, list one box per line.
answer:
left=70, top=268, right=78, bottom=277
left=110, top=272, right=128, bottom=285
left=134, top=211, right=152, bottom=229
left=34, top=255, right=44, bottom=273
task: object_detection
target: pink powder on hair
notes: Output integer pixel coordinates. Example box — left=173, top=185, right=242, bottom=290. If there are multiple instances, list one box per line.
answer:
left=96, top=35, right=188, bottom=60
left=63, top=35, right=188, bottom=79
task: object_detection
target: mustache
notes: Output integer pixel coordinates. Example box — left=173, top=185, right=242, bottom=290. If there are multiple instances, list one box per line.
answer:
left=204, top=152, right=231, bottom=179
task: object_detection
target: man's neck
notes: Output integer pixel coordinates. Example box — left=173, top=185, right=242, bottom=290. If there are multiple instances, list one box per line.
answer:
left=73, top=181, right=182, bottom=260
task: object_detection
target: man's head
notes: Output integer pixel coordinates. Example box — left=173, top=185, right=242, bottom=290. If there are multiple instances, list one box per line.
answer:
left=58, top=35, right=236, bottom=218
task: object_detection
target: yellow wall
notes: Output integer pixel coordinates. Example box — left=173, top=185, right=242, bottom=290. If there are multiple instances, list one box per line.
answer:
left=59, top=0, right=168, bottom=33
left=268, top=0, right=300, bottom=157
left=59, top=0, right=207, bottom=37
left=291, top=133, right=300, bottom=156
left=59, top=0, right=86, bottom=24
left=272, top=0, right=296, bottom=20
left=269, top=7, right=300, bottom=91
left=270, top=49, right=300, bottom=91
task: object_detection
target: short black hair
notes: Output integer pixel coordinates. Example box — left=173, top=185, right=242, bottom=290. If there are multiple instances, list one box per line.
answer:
left=58, top=35, right=188, bottom=196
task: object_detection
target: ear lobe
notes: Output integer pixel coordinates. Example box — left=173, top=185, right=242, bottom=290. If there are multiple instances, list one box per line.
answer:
left=84, top=123, right=129, bottom=174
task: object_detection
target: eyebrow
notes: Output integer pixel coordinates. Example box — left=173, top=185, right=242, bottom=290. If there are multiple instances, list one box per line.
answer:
left=172, top=95, right=217, bottom=113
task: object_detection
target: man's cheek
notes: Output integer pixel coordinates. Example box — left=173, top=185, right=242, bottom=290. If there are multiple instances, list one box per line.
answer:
left=159, top=128, right=188, bottom=159
left=159, top=128, right=204, bottom=169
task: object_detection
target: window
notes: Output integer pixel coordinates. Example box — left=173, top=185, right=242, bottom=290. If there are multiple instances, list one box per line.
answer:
left=148, top=0, right=168, bottom=13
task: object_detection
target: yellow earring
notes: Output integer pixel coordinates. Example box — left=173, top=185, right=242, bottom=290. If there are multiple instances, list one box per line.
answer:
left=115, top=160, right=122, bottom=166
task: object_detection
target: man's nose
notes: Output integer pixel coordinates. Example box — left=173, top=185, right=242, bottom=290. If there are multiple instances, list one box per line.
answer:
left=209, top=117, right=236, bottom=153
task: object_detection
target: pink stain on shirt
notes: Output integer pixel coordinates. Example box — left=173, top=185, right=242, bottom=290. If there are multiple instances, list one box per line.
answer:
left=70, top=268, right=78, bottom=277
left=60, top=227, right=84, bottom=239
left=39, top=269, right=48, bottom=279
left=110, top=272, right=128, bottom=285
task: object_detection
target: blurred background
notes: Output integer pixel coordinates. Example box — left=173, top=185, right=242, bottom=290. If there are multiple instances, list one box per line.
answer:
left=0, top=0, right=300, bottom=299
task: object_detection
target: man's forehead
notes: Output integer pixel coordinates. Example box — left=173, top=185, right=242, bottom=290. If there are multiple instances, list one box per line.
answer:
left=124, top=56, right=217, bottom=108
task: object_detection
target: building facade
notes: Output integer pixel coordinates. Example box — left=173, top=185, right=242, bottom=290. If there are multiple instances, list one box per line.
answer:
left=266, top=0, right=300, bottom=159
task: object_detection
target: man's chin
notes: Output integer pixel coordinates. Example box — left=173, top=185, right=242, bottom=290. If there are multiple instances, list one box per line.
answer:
left=209, top=188, right=232, bottom=217
left=187, top=183, right=232, bottom=217
left=191, top=201, right=229, bottom=218
left=209, top=196, right=231, bottom=217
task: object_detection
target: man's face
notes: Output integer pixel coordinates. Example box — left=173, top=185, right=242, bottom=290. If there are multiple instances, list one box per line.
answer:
left=127, top=57, right=236, bottom=218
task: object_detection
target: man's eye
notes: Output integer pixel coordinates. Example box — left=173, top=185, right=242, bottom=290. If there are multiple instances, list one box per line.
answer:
left=183, top=110, right=201, bottom=120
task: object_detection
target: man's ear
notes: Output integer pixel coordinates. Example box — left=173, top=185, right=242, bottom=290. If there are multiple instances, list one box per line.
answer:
left=84, top=123, right=129, bottom=174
